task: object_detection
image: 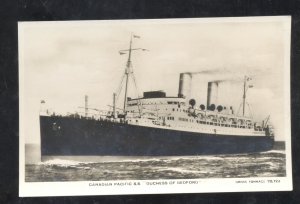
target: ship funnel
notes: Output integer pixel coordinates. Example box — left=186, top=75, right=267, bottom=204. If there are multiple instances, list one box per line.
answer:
left=178, top=73, right=192, bottom=98
left=207, top=81, right=219, bottom=108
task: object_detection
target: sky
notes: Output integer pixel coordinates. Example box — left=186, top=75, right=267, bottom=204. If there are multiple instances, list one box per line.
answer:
left=19, top=17, right=291, bottom=143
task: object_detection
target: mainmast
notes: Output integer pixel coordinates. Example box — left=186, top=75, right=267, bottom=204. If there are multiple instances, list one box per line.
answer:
left=242, top=76, right=246, bottom=116
left=242, top=76, right=253, bottom=117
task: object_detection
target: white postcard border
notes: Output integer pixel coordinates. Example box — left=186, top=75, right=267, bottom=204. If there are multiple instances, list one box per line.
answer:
left=19, top=16, right=292, bottom=197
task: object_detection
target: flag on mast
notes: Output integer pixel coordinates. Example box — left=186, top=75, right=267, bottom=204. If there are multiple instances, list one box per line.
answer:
left=133, top=35, right=140, bottom=38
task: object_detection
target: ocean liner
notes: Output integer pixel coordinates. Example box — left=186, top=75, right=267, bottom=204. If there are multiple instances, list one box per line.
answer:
left=39, top=35, right=274, bottom=160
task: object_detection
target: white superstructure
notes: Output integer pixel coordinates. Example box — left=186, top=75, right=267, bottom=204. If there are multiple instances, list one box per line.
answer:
left=124, top=91, right=268, bottom=137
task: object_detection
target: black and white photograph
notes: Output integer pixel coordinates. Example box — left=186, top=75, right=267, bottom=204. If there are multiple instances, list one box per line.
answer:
left=19, top=16, right=292, bottom=196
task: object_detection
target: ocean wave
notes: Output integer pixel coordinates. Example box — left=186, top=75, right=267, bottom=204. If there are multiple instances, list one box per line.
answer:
left=116, top=156, right=224, bottom=164
left=39, top=159, right=93, bottom=167
left=26, top=151, right=286, bottom=182
left=36, top=150, right=285, bottom=166
left=262, top=150, right=285, bottom=154
left=162, top=167, right=206, bottom=174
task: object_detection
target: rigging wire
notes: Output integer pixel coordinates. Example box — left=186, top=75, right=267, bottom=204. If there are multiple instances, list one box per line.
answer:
left=236, top=103, right=242, bottom=116
left=115, top=73, right=126, bottom=102
left=246, top=102, right=254, bottom=119
left=130, top=64, right=143, bottom=116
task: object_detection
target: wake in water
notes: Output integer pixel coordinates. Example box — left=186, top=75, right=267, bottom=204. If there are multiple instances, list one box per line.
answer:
left=25, top=149, right=286, bottom=182
left=39, top=159, right=94, bottom=166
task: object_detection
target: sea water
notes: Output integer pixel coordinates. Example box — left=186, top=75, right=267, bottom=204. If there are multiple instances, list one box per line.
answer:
left=24, top=142, right=286, bottom=182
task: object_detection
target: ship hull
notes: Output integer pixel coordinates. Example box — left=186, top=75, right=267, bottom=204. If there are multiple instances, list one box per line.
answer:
left=40, top=116, right=274, bottom=159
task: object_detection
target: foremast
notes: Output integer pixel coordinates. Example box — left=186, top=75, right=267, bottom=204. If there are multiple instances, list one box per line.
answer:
left=114, top=34, right=148, bottom=119
left=123, top=35, right=133, bottom=113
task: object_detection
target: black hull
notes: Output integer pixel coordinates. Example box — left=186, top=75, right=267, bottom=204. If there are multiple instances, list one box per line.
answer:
left=40, top=116, right=274, bottom=157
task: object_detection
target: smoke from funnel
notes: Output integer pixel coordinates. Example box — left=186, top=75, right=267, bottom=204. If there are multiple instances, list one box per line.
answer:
left=211, top=79, right=226, bottom=83
left=183, top=69, right=248, bottom=83
left=183, top=68, right=230, bottom=76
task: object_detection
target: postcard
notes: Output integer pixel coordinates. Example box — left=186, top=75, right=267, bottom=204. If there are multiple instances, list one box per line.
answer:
left=19, top=16, right=292, bottom=196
